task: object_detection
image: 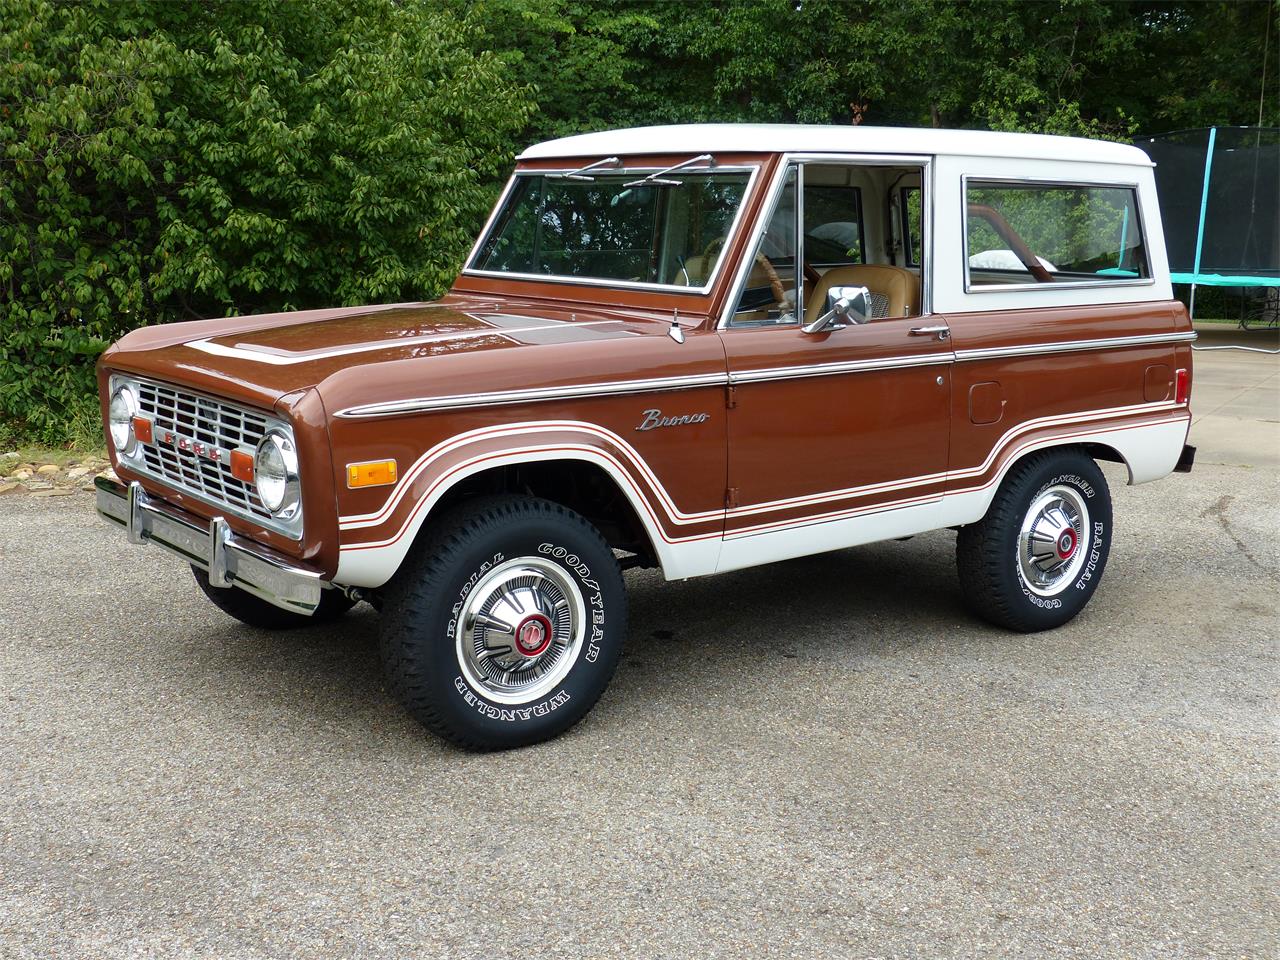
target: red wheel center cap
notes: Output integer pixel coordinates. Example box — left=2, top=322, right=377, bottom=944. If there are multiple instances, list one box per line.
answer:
left=515, top=614, right=553, bottom=657
left=1056, top=529, right=1077, bottom=560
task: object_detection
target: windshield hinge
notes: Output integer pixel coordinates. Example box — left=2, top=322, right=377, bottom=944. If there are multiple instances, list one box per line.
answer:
left=725, top=384, right=738, bottom=409
left=725, top=486, right=740, bottom=509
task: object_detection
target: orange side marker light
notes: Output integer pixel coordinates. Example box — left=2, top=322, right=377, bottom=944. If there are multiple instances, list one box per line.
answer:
left=347, top=460, right=397, bottom=489
left=131, top=416, right=153, bottom=445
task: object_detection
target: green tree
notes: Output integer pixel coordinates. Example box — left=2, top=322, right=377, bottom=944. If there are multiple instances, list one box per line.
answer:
left=0, top=0, right=533, bottom=439
left=464, top=0, right=1274, bottom=138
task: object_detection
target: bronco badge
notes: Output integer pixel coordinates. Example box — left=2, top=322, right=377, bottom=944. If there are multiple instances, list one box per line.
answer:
left=636, top=408, right=711, bottom=432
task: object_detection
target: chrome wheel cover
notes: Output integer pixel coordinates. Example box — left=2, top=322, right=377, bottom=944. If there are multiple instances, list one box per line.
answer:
left=455, top=557, right=586, bottom=705
left=1016, top=485, right=1091, bottom=597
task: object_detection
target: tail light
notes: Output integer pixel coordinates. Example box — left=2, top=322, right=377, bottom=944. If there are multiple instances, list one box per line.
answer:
left=1174, top=367, right=1190, bottom=404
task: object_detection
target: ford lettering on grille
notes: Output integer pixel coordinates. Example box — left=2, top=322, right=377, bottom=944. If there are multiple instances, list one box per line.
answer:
left=154, top=428, right=228, bottom=464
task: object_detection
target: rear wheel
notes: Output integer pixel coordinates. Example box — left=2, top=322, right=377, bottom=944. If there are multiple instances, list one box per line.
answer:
left=956, top=449, right=1112, bottom=632
left=191, top=566, right=355, bottom=629
left=379, top=495, right=626, bottom=751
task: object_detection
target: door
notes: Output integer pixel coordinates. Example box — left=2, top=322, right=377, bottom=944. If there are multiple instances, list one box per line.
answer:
left=717, top=159, right=953, bottom=561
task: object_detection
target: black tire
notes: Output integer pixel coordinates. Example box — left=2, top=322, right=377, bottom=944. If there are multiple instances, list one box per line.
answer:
left=956, top=448, right=1112, bottom=632
left=191, top=565, right=355, bottom=629
left=379, top=495, right=626, bottom=751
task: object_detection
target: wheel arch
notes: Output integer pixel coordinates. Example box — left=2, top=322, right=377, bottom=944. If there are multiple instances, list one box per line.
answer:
left=335, top=445, right=719, bottom=589
left=429, top=456, right=660, bottom=565
left=952, top=415, right=1188, bottom=530
left=1080, top=440, right=1135, bottom=482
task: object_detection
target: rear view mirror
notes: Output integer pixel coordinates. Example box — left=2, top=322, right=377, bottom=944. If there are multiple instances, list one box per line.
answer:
left=802, top=285, right=872, bottom=334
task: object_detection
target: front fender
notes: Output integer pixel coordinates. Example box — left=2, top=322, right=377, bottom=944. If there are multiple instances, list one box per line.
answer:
left=332, top=420, right=724, bottom=588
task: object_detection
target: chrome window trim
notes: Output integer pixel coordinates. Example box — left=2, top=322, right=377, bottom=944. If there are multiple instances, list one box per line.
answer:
left=719, top=160, right=793, bottom=329
left=462, top=172, right=518, bottom=269
left=461, top=163, right=762, bottom=295
left=718, top=153, right=936, bottom=330
left=961, top=175, right=1156, bottom=295
left=795, top=162, right=805, bottom=328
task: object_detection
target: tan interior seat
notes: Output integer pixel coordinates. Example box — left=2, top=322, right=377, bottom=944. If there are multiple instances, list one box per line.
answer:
left=682, top=251, right=782, bottom=295
left=680, top=253, right=712, bottom=285
left=804, top=264, right=921, bottom=324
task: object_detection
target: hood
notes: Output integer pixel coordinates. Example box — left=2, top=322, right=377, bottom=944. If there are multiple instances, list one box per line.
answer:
left=101, top=294, right=718, bottom=416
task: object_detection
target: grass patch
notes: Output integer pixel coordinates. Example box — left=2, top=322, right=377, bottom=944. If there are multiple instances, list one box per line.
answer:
left=1, top=394, right=105, bottom=451
left=1, top=394, right=108, bottom=472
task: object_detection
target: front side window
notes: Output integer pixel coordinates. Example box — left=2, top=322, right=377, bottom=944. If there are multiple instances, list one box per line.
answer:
left=965, top=181, right=1149, bottom=287
left=730, top=166, right=798, bottom=325
left=470, top=169, right=753, bottom=288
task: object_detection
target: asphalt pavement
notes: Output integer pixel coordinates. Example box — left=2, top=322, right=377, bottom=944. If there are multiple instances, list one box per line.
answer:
left=0, top=336, right=1276, bottom=959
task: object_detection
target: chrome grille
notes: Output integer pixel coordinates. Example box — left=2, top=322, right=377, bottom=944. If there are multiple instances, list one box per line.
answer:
left=128, top=378, right=295, bottom=535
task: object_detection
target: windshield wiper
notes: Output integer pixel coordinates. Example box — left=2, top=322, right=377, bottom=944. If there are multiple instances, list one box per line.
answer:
left=624, top=154, right=715, bottom=188
left=548, top=156, right=621, bottom=181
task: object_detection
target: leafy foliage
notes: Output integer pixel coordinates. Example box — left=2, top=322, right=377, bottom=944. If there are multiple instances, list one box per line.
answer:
left=468, top=0, right=1275, bottom=137
left=0, top=0, right=533, bottom=438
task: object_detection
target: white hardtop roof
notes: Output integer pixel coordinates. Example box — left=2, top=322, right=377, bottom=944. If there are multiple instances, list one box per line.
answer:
left=519, top=123, right=1153, bottom=167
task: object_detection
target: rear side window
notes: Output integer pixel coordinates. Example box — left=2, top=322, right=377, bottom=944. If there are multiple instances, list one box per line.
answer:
left=964, top=180, right=1150, bottom=288
left=804, top=184, right=864, bottom=265
left=900, top=186, right=921, bottom=267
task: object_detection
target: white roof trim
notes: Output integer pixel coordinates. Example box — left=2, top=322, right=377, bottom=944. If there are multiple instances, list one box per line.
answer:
left=518, top=124, right=1153, bottom=167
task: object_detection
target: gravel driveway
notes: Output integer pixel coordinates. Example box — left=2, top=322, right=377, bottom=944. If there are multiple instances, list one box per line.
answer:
left=1, top=343, right=1276, bottom=959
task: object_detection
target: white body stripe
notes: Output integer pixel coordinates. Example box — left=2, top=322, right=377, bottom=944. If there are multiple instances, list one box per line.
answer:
left=332, top=406, right=1190, bottom=589
left=187, top=318, right=627, bottom=366
left=715, top=418, right=1189, bottom=573
left=338, top=401, right=1182, bottom=530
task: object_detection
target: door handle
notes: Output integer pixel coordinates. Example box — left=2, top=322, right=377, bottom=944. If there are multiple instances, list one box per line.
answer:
left=910, top=325, right=951, bottom=341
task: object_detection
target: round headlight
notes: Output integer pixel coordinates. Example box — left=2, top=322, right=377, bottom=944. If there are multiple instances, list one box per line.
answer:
left=108, top=385, right=138, bottom=456
left=254, top=431, right=300, bottom=518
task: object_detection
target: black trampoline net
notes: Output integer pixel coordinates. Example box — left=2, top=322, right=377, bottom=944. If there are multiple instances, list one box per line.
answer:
left=1138, top=127, right=1279, bottom=279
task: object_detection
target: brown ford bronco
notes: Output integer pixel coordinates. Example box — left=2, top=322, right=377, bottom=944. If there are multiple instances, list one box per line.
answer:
left=97, top=125, right=1196, bottom=749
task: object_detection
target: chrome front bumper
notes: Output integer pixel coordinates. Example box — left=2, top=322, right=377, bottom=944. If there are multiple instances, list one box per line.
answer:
left=95, top=477, right=325, bottom=614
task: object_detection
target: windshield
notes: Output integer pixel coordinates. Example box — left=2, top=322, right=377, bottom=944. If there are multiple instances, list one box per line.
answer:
left=469, top=169, right=754, bottom=288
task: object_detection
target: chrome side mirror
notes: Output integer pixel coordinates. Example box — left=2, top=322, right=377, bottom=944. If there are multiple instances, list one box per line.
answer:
left=802, top=285, right=872, bottom=334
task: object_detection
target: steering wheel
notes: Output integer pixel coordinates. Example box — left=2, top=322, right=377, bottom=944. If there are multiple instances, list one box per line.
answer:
left=701, top=236, right=787, bottom=305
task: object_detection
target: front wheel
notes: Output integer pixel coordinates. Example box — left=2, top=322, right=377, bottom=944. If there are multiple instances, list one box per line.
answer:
left=956, top=449, right=1112, bottom=632
left=379, top=495, right=626, bottom=751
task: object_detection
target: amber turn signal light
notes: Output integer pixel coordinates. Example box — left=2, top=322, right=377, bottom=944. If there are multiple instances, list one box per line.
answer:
left=347, top=459, right=397, bottom=489
left=131, top=416, right=153, bottom=445
left=230, top=449, right=255, bottom=484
